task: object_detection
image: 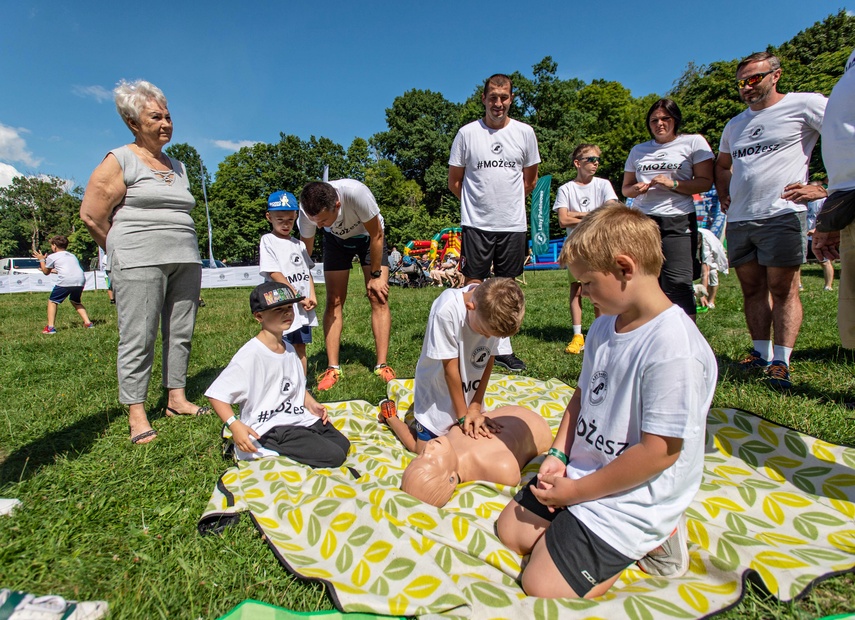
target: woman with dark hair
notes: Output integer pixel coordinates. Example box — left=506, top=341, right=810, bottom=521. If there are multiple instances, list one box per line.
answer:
left=622, top=99, right=714, bottom=317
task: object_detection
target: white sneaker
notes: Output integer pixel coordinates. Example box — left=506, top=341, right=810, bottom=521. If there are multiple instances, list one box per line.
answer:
left=637, top=516, right=689, bottom=578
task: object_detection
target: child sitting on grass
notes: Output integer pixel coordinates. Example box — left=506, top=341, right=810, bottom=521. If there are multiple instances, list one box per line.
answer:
left=496, top=203, right=717, bottom=599
left=381, top=277, right=525, bottom=453
left=205, top=282, right=350, bottom=467
left=33, top=235, right=94, bottom=334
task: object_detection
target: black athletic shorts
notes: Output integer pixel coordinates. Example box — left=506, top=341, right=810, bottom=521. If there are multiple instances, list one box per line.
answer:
left=322, top=230, right=389, bottom=272
left=514, top=483, right=635, bottom=596
left=460, top=226, right=527, bottom=280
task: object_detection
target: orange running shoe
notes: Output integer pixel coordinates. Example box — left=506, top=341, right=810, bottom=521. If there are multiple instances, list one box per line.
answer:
left=379, top=398, right=398, bottom=419
left=317, top=367, right=341, bottom=391
left=374, top=364, right=396, bottom=383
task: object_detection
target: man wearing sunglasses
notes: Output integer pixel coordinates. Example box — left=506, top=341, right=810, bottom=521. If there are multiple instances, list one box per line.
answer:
left=448, top=73, right=541, bottom=372
left=714, top=52, right=827, bottom=391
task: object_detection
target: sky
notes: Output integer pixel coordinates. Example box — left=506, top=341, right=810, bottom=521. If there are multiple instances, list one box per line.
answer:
left=0, top=1, right=851, bottom=190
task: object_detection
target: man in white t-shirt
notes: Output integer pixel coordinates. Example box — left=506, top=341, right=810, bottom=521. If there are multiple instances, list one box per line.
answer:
left=298, top=179, right=394, bottom=391
left=448, top=74, right=540, bottom=372
left=714, top=51, right=828, bottom=391
left=812, top=48, right=855, bottom=375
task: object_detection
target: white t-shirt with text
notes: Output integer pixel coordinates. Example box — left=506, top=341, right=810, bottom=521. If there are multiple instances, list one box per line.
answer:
left=624, top=134, right=714, bottom=216
left=414, top=285, right=498, bottom=436
left=720, top=92, right=827, bottom=222
left=259, top=233, right=318, bottom=333
left=566, top=305, right=718, bottom=559
left=822, top=48, right=855, bottom=194
left=298, top=179, right=382, bottom=240
left=205, top=338, right=317, bottom=460
left=552, top=177, right=617, bottom=236
left=449, top=119, right=541, bottom=232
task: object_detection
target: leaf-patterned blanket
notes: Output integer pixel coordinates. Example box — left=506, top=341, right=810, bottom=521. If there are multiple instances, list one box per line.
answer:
left=199, top=376, right=855, bottom=619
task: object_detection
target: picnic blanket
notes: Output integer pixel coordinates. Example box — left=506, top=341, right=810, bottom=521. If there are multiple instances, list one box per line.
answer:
left=199, top=376, right=855, bottom=619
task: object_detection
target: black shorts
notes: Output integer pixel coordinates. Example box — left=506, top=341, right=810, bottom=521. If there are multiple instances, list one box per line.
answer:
left=322, top=230, right=389, bottom=272
left=460, top=227, right=527, bottom=280
left=514, top=483, right=635, bottom=596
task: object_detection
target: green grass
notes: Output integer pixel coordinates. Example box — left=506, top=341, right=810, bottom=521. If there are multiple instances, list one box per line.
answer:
left=0, top=265, right=853, bottom=619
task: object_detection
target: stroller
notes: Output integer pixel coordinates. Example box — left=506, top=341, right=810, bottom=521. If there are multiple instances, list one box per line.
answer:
left=389, top=257, right=433, bottom=288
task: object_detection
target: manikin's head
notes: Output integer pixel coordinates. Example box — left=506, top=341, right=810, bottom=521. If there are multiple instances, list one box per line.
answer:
left=400, top=436, right=460, bottom=507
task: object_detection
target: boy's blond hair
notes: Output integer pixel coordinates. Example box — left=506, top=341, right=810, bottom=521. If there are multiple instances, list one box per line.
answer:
left=558, top=203, right=664, bottom=276
left=471, top=277, right=525, bottom=337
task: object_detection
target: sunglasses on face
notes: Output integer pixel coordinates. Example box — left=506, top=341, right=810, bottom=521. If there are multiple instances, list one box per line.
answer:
left=736, top=70, right=774, bottom=89
left=578, top=156, right=601, bottom=163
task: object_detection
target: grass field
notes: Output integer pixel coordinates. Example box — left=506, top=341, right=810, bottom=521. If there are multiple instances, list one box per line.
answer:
left=0, top=265, right=853, bottom=619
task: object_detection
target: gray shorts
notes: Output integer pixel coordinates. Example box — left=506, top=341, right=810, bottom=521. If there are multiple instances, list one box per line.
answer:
left=726, top=211, right=806, bottom=268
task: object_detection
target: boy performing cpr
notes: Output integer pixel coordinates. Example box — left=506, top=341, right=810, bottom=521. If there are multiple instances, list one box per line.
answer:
left=382, top=277, right=525, bottom=453
left=497, top=204, right=717, bottom=598
left=206, top=282, right=349, bottom=467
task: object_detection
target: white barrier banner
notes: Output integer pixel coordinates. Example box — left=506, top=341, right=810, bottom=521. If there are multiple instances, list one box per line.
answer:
left=201, top=266, right=264, bottom=288
left=0, top=265, right=325, bottom=294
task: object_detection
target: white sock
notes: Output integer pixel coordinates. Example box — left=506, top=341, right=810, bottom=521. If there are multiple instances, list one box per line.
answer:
left=572, top=325, right=582, bottom=336
left=753, top=340, right=773, bottom=361
left=772, top=345, right=793, bottom=366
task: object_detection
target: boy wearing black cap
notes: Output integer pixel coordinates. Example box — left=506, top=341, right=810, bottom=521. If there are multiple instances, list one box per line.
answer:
left=205, top=282, right=350, bottom=467
left=260, top=190, right=318, bottom=373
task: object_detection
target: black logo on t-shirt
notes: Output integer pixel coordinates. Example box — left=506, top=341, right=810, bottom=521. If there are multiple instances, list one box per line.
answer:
left=589, top=370, right=608, bottom=406
left=491, top=143, right=503, bottom=154
left=471, top=346, right=490, bottom=369
left=580, top=197, right=590, bottom=208
left=749, top=125, right=765, bottom=139
left=291, top=254, right=302, bottom=265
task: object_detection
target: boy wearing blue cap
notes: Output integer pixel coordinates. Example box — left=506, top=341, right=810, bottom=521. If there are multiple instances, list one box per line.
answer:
left=259, top=190, right=318, bottom=373
left=205, top=281, right=350, bottom=466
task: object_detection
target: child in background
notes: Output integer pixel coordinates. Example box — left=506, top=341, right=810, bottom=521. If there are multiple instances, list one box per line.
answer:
left=696, top=227, right=729, bottom=310
left=552, top=144, right=618, bottom=354
left=497, top=204, right=717, bottom=599
left=33, top=235, right=94, bottom=334
left=206, top=282, right=349, bottom=466
left=381, top=277, right=525, bottom=453
left=259, top=191, right=318, bottom=374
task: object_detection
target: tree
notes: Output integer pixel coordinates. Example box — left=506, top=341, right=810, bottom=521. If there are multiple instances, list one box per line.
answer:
left=371, top=89, right=460, bottom=213
left=166, top=143, right=213, bottom=257
left=208, top=134, right=351, bottom=263
left=0, top=176, right=84, bottom=257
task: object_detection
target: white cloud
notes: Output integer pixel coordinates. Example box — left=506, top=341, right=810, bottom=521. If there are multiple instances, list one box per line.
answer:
left=72, top=84, right=112, bottom=103
left=0, top=123, right=41, bottom=167
left=0, top=162, right=23, bottom=188
left=212, top=139, right=260, bottom=151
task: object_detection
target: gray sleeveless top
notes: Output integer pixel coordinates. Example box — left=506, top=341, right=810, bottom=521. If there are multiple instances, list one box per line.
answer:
left=106, top=145, right=201, bottom=268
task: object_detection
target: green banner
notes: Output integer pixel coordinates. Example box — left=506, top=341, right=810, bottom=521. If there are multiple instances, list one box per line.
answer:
left=529, top=175, right=552, bottom=257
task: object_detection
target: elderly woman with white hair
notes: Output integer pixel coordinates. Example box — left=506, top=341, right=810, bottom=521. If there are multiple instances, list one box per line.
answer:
left=80, top=79, right=209, bottom=445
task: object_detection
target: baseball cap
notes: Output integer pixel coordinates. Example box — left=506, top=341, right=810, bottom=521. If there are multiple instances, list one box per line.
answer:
left=249, top=281, right=304, bottom=313
left=267, top=191, right=299, bottom=211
